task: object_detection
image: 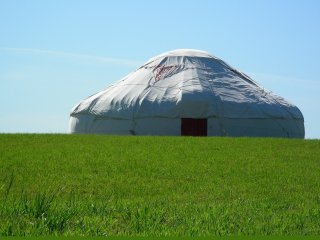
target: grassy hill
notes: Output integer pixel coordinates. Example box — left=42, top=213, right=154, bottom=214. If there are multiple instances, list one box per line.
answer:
left=0, top=134, right=319, bottom=236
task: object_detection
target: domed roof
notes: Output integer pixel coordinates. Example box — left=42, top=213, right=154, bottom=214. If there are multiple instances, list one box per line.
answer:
left=70, top=49, right=303, bottom=121
left=146, top=49, right=213, bottom=61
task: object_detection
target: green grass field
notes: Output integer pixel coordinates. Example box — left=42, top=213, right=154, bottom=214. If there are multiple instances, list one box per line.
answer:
left=0, top=134, right=320, bottom=236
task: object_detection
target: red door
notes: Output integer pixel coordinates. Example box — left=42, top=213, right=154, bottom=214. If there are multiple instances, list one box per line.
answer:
left=181, top=118, right=207, bottom=136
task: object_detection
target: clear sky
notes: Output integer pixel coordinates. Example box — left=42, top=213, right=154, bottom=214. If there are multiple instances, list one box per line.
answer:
left=0, top=0, right=319, bottom=138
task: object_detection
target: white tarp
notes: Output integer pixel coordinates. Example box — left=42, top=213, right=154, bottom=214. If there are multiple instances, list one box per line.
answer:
left=70, top=49, right=304, bottom=138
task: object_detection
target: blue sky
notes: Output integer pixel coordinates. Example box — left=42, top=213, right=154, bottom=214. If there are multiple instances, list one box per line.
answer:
left=0, top=0, right=319, bottom=138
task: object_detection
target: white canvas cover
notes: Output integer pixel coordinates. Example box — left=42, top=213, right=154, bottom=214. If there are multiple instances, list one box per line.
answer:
left=69, top=49, right=304, bottom=138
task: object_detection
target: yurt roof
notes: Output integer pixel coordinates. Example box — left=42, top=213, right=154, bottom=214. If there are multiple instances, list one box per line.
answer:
left=70, top=49, right=303, bottom=121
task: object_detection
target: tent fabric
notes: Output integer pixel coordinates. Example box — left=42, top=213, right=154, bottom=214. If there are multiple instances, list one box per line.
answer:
left=69, top=49, right=304, bottom=138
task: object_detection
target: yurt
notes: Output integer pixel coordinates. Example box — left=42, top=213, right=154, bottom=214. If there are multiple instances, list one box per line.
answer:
left=69, top=49, right=304, bottom=138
